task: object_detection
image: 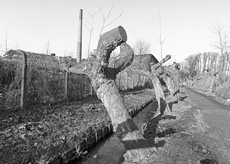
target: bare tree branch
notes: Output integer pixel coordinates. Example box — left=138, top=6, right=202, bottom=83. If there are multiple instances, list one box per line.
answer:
left=84, top=19, right=92, bottom=25
left=158, top=10, right=167, bottom=60
left=44, top=41, right=50, bottom=55
left=105, top=4, right=113, bottom=20
left=83, top=22, right=91, bottom=32
left=211, top=23, right=229, bottom=77
left=0, top=28, right=18, bottom=53
left=83, top=5, right=122, bottom=59
left=83, top=42, right=88, bottom=47
left=84, top=7, right=101, bottom=18
left=99, top=4, right=123, bottom=36
left=99, top=6, right=105, bottom=20
left=103, top=11, right=123, bottom=29
left=162, top=36, right=168, bottom=44
left=83, top=7, right=102, bottom=58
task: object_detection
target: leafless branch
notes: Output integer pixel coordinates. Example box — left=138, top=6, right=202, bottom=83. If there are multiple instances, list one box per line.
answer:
left=158, top=10, right=168, bottom=60
left=83, top=42, right=88, bottom=47
left=162, top=36, right=168, bottom=44
left=99, top=4, right=122, bottom=36
left=103, top=11, right=123, bottom=29
left=83, top=7, right=101, bottom=58
left=83, top=22, right=91, bottom=32
left=84, top=19, right=92, bottom=25
left=84, top=7, right=101, bottom=18
left=1, top=28, right=18, bottom=53
left=83, top=5, right=122, bottom=59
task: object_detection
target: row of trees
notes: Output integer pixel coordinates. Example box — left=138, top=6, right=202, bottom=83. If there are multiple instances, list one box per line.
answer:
left=181, top=52, right=218, bottom=78
left=180, top=24, right=230, bottom=84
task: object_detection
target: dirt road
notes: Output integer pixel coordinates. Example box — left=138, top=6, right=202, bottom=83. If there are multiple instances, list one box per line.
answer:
left=185, top=87, right=230, bottom=163
left=123, top=87, right=230, bottom=164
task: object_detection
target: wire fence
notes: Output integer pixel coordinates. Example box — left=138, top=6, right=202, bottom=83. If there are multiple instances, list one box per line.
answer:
left=0, top=50, right=91, bottom=110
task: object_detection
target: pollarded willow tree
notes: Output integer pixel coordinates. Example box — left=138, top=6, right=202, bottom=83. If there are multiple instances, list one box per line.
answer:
left=121, top=52, right=173, bottom=115
left=129, top=55, right=173, bottom=116
left=164, top=62, right=181, bottom=102
left=83, top=26, right=155, bottom=162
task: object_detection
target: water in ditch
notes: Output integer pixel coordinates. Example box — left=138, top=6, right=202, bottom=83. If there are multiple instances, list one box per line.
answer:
left=72, top=101, right=157, bottom=164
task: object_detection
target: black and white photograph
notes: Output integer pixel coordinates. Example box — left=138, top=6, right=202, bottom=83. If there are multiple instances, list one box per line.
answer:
left=0, top=0, right=230, bottom=163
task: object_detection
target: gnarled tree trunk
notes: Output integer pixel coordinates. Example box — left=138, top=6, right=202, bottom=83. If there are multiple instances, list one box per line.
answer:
left=129, top=55, right=172, bottom=116
left=89, top=26, right=153, bottom=162
left=164, top=62, right=181, bottom=102
left=150, top=55, right=171, bottom=115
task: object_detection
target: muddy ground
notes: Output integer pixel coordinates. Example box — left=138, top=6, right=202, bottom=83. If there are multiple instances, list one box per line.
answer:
left=0, top=90, right=155, bottom=164
left=121, top=87, right=230, bottom=164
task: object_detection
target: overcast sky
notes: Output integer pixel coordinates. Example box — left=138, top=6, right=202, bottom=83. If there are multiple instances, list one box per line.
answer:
left=0, top=0, right=230, bottom=62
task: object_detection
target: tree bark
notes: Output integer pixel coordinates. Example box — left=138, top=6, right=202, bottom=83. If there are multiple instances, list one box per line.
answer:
left=174, top=64, right=180, bottom=101
left=209, top=77, right=215, bottom=93
left=151, top=75, right=169, bottom=115
left=89, top=26, right=153, bottom=161
left=209, top=71, right=218, bottom=93
left=164, top=76, right=175, bottom=100
left=97, top=79, right=152, bottom=160
left=166, top=62, right=181, bottom=101
left=150, top=55, right=171, bottom=115
left=125, top=72, right=128, bottom=90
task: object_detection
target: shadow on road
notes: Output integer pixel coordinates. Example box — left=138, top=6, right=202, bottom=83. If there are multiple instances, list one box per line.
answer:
left=139, top=98, right=178, bottom=149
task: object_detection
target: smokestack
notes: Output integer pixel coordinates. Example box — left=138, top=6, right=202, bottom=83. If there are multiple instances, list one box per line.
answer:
left=77, top=9, right=83, bottom=63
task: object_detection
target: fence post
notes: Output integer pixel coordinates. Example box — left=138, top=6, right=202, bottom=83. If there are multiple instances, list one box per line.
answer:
left=125, top=72, right=128, bottom=90
left=64, top=71, right=69, bottom=101
left=20, top=51, right=27, bottom=109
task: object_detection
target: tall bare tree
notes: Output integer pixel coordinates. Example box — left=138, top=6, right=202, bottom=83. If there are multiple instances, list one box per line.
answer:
left=211, top=24, right=229, bottom=86
left=98, top=4, right=123, bottom=37
left=83, top=8, right=101, bottom=58
left=185, top=54, right=198, bottom=77
left=0, top=28, right=18, bottom=55
left=44, top=41, right=50, bottom=55
left=132, top=39, right=151, bottom=55
left=83, top=5, right=123, bottom=58
left=158, top=11, right=167, bottom=60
